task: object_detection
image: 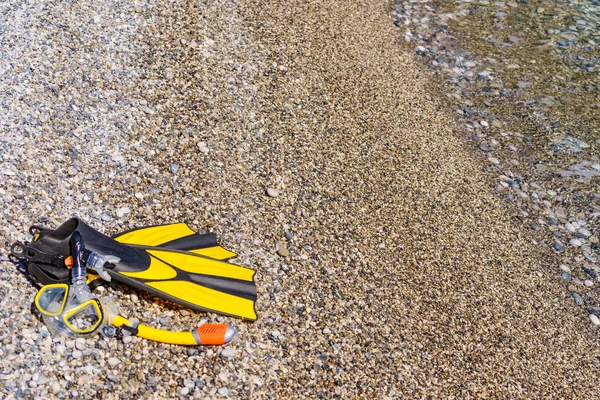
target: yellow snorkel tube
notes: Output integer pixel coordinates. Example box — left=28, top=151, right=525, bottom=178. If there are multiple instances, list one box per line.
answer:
left=34, top=232, right=235, bottom=346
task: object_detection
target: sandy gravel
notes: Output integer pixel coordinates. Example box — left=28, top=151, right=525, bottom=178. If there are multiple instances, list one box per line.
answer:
left=1, top=0, right=599, bottom=398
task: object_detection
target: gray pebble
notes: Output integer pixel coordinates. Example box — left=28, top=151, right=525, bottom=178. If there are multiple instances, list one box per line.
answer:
left=554, top=243, right=565, bottom=252
left=573, top=293, right=583, bottom=305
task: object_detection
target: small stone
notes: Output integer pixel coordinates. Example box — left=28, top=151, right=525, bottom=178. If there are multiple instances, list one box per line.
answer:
left=72, top=350, right=83, bottom=359
left=590, top=314, right=600, bottom=326
left=323, top=327, right=331, bottom=334
left=560, top=265, right=570, bottom=273
left=122, top=336, right=132, bottom=344
left=130, top=294, right=138, bottom=303
left=573, top=293, right=583, bottom=305
left=181, top=387, right=190, bottom=396
left=277, top=248, right=290, bottom=257
left=116, top=207, right=130, bottom=218
left=554, top=243, right=565, bottom=253
left=570, top=239, right=582, bottom=247
left=75, top=338, right=86, bottom=350
left=221, top=347, right=236, bottom=358
left=107, top=357, right=120, bottom=367
left=584, top=280, right=594, bottom=287
left=579, top=229, right=592, bottom=238
left=218, top=388, right=229, bottom=396
left=266, top=188, right=279, bottom=197
left=561, top=272, right=571, bottom=281
left=564, top=223, right=576, bottom=232
left=52, top=382, right=61, bottom=394
left=170, top=164, right=179, bottom=173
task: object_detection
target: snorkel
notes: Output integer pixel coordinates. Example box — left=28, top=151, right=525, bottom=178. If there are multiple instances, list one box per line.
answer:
left=35, top=232, right=236, bottom=345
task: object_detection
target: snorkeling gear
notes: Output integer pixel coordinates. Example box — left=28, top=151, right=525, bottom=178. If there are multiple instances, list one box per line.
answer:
left=35, top=232, right=236, bottom=345
left=12, top=218, right=257, bottom=321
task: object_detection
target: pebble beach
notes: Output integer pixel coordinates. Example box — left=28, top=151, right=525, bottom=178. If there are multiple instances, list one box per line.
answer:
left=1, top=0, right=600, bottom=398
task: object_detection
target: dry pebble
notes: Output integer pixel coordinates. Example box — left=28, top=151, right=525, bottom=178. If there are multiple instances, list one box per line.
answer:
left=266, top=188, right=280, bottom=197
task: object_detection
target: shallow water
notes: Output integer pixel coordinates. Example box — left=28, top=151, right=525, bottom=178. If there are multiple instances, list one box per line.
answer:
left=393, top=0, right=600, bottom=324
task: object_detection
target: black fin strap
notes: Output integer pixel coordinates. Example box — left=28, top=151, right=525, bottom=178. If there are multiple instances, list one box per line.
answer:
left=10, top=242, right=65, bottom=267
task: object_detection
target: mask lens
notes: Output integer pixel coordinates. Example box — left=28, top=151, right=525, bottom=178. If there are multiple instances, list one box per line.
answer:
left=64, top=301, right=103, bottom=334
left=35, top=285, right=68, bottom=316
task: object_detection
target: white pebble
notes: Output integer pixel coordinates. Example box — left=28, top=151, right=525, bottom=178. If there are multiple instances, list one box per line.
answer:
left=116, top=207, right=130, bottom=218
left=218, top=388, right=229, bottom=396
left=221, top=347, right=237, bottom=358
left=569, top=239, right=582, bottom=247
left=559, top=265, right=570, bottom=273
left=75, top=338, right=86, bottom=350
left=584, top=280, right=594, bottom=287
left=266, top=188, right=279, bottom=197
left=108, top=357, right=120, bottom=367
left=181, top=387, right=190, bottom=396
left=122, top=335, right=132, bottom=344
left=130, top=294, right=139, bottom=303
left=51, top=382, right=61, bottom=394
left=564, top=222, right=576, bottom=232
left=72, top=350, right=82, bottom=359
left=590, top=314, right=600, bottom=326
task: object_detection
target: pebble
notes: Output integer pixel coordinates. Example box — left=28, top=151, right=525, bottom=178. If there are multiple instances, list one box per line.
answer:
left=218, top=388, right=229, bottom=396
left=266, top=188, right=279, bottom=197
left=569, top=239, right=582, bottom=247
left=573, top=293, right=583, bottom=305
left=590, top=314, right=600, bottom=326
left=554, top=243, right=565, bottom=252
left=51, top=382, right=61, bottom=395
left=75, top=338, right=86, bottom=350
left=181, top=387, right=190, bottom=396
left=71, top=350, right=83, bottom=359
left=107, top=357, right=120, bottom=367
left=130, top=294, right=139, bottom=303
left=221, top=347, right=237, bottom=358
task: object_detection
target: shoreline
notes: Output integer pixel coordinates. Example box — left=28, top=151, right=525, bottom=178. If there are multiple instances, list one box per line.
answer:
left=392, top=0, right=600, bottom=326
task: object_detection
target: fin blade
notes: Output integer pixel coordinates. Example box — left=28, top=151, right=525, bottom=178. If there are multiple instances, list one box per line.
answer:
left=147, top=280, right=257, bottom=321
left=114, top=223, right=195, bottom=247
left=114, top=224, right=236, bottom=260
left=147, top=250, right=253, bottom=281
